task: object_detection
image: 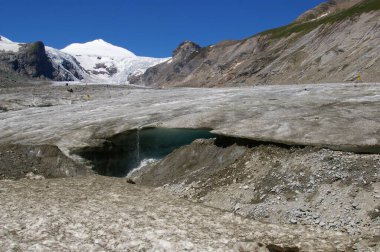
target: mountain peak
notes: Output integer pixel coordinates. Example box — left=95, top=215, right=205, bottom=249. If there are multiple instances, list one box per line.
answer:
left=0, top=35, right=14, bottom=43
left=61, top=39, right=136, bottom=58
left=90, top=39, right=110, bottom=45
left=173, top=41, right=201, bottom=58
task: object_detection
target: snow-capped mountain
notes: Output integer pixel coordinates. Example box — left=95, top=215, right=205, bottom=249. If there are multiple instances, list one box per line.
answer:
left=0, top=35, right=169, bottom=84
left=61, top=39, right=169, bottom=83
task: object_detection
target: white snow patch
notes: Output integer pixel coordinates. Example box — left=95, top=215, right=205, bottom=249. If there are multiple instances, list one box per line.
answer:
left=318, top=13, right=329, bottom=19
left=309, top=12, right=330, bottom=22
left=0, top=35, right=14, bottom=43
left=62, top=39, right=136, bottom=58
left=0, top=35, right=22, bottom=52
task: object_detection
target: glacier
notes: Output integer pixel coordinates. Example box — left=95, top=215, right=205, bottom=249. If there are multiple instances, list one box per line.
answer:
left=61, top=39, right=170, bottom=84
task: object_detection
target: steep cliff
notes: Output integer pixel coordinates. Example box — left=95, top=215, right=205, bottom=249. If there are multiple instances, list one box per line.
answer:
left=0, top=41, right=55, bottom=79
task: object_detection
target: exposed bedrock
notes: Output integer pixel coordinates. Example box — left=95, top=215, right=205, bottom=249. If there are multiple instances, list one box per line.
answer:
left=0, top=41, right=55, bottom=79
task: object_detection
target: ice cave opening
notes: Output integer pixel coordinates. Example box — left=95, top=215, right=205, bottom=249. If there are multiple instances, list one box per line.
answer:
left=74, top=128, right=217, bottom=177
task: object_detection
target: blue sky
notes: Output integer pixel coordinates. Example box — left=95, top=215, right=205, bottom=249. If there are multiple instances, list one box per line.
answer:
left=0, top=0, right=324, bottom=57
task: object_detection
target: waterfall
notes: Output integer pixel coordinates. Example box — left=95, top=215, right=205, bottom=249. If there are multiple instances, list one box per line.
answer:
left=136, top=128, right=140, bottom=165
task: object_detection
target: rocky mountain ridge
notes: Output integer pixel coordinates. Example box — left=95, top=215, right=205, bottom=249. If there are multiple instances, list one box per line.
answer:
left=294, top=0, right=364, bottom=23
left=131, top=0, right=380, bottom=87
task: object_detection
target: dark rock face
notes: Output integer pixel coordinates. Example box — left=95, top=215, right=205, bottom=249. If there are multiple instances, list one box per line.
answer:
left=0, top=41, right=87, bottom=82
left=0, top=41, right=55, bottom=79
left=91, top=63, right=117, bottom=76
left=17, top=41, right=55, bottom=78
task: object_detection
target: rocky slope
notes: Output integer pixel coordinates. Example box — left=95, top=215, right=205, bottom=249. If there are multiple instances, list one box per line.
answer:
left=129, top=139, right=380, bottom=239
left=131, top=0, right=380, bottom=87
left=0, top=175, right=362, bottom=251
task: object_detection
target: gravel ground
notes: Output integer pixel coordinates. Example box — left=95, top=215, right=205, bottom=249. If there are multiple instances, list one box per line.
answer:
left=129, top=139, right=380, bottom=250
left=0, top=175, right=365, bottom=251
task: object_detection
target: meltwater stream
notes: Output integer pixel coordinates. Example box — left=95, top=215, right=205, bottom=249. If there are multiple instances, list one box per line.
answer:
left=75, top=128, right=217, bottom=177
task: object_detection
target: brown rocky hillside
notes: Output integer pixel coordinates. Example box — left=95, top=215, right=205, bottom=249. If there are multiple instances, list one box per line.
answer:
left=131, top=0, right=380, bottom=87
